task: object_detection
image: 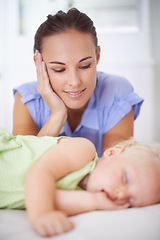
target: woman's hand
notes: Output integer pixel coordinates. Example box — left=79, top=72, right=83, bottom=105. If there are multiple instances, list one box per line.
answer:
left=32, top=211, right=74, bottom=237
left=35, top=50, right=67, bottom=118
left=95, top=192, right=130, bottom=210
left=34, top=50, right=68, bottom=136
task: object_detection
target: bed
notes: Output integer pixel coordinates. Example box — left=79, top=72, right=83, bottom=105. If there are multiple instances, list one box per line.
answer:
left=0, top=204, right=160, bottom=240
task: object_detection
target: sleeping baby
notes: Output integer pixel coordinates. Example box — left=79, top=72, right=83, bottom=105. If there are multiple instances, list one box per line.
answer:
left=0, top=127, right=160, bottom=237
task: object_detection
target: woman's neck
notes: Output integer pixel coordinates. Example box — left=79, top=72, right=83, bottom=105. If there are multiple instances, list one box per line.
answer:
left=67, top=107, right=85, bottom=132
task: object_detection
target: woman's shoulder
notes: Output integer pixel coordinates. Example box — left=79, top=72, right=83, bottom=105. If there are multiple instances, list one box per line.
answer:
left=13, top=81, right=41, bottom=104
left=95, top=71, right=133, bottom=102
left=13, top=81, right=38, bottom=96
left=97, top=71, right=132, bottom=91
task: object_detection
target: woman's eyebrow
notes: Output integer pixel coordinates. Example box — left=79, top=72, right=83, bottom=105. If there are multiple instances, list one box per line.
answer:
left=49, top=61, right=65, bottom=65
left=48, top=56, right=92, bottom=65
left=79, top=56, right=92, bottom=63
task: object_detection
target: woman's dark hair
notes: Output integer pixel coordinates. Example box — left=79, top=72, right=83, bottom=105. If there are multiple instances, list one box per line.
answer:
left=33, top=8, right=98, bottom=53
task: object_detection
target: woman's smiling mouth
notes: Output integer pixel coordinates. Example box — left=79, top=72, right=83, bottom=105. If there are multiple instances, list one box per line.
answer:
left=64, top=89, right=86, bottom=98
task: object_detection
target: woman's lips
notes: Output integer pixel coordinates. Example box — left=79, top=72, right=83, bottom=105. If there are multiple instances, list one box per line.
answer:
left=64, top=89, right=86, bottom=98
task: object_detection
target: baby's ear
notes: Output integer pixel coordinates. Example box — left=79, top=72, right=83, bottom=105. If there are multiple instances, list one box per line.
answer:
left=103, top=145, right=124, bottom=158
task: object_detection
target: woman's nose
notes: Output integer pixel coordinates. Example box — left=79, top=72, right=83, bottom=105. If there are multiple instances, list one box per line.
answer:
left=68, top=70, right=81, bottom=87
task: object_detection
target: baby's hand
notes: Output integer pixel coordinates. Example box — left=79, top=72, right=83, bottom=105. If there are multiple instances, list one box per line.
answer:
left=95, top=192, right=130, bottom=210
left=32, top=211, right=74, bottom=237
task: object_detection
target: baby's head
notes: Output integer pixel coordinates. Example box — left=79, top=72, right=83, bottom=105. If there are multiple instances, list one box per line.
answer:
left=87, top=139, right=160, bottom=208
left=115, top=139, right=160, bottom=207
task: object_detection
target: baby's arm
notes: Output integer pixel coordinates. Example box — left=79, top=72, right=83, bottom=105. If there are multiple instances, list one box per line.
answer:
left=24, top=137, right=96, bottom=237
left=55, top=189, right=130, bottom=216
left=25, top=160, right=73, bottom=237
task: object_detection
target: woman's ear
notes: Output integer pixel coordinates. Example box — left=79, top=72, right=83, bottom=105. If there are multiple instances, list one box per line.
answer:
left=33, top=50, right=37, bottom=64
left=103, top=145, right=124, bottom=158
left=96, top=46, right=101, bottom=64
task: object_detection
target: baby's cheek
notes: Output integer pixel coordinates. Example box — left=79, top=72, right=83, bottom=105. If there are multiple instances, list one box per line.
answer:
left=114, top=199, right=128, bottom=206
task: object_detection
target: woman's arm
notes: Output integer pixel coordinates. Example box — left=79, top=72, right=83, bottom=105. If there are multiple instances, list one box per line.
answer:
left=12, top=91, right=67, bottom=136
left=13, top=92, right=39, bottom=135
left=102, top=108, right=134, bottom=152
left=12, top=51, right=67, bottom=137
left=24, top=137, right=96, bottom=237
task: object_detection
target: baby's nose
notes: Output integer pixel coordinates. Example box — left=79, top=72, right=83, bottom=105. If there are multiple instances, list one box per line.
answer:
left=115, top=188, right=128, bottom=199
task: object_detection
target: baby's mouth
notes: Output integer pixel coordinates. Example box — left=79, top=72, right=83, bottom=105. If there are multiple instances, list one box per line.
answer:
left=101, top=189, right=129, bottom=206
left=101, top=189, right=115, bottom=201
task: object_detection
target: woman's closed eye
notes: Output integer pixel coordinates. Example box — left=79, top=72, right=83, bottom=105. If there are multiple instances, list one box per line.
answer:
left=52, top=68, right=65, bottom=73
left=51, top=64, right=91, bottom=72
left=79, top=64, right=91, bottom=70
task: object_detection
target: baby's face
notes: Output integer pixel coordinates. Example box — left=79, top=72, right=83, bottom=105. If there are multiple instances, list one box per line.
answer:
left=87, top=147, right=160, bottom=207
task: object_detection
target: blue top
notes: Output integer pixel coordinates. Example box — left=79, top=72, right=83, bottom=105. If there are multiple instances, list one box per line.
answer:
left=13, top=71, right=144, bottom=157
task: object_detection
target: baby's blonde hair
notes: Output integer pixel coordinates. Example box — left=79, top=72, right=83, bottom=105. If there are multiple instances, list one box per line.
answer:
left=118, top=138, right=160, bottom=164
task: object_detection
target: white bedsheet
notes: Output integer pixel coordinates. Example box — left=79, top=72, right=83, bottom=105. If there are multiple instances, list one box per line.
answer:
left=0, top=204, right=160, bottom=240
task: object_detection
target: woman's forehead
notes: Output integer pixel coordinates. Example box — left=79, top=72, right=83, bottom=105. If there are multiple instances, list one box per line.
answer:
left=42, top=29, right=94, bottom=47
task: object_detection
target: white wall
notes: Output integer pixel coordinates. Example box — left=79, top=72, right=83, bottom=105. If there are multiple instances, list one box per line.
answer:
left=97, top=0, right=155, bottom=143
left=0, top=0, right=159, bottom=143
left=150, top=0, right=160, bottom=142
left=0, top=0, right=36, bottom=131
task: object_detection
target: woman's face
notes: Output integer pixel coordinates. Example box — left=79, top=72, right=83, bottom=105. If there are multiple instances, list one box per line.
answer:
left=41, top=29, right=100, bottom=110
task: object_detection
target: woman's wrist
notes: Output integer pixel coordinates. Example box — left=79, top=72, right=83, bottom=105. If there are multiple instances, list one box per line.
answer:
left=37, top=112, right=67, bottom=137
left=51, top=109, right=67, bottom=126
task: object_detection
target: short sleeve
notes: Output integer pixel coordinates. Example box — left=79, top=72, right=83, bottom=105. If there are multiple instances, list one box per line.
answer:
left=13, top=82, right=39, bottom=103
left=97, top=73, right=144, bottom=134
left=103, top=92, right=143, bottom=133
left=13, top=82, right=50, bottom=130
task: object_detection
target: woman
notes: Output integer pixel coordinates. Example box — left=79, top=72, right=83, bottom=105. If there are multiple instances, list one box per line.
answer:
left=13, top=8, right=143, bottom=156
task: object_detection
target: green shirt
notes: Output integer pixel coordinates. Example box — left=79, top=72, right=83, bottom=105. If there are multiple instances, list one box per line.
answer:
left=0, top=128, right=98, bottom=209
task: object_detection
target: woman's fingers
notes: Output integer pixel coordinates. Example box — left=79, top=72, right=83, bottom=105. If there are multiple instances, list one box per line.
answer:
left=34, top=50, right=67, bottom=117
